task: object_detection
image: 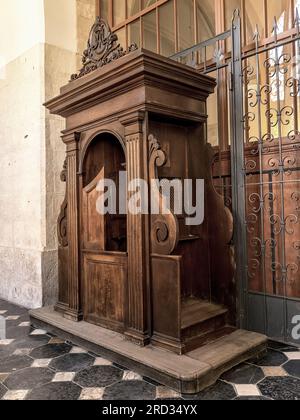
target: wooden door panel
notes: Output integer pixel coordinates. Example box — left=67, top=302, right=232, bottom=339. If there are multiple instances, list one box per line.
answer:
left=83, top=253, right=127, bottom=330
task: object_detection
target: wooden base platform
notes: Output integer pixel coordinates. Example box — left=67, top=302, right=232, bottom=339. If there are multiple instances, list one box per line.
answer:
left=30, top=306, right=267, bottom=394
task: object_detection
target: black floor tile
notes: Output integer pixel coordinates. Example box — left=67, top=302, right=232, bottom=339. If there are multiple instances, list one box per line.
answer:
left=0, top=336, right=50, bottom=362
left=74, top=365, right=123, bottom=388
left=5, top=326, right=32, bottom=339
left=8, top=334, right=50, bottom=350
left=0, top=300, right=28, bottom=316
left=182, top=381, right=237, bottom=400
left=0, top=346, right=15, bottom=361
left=249, top=349, right=288, bottom=367
left=268, top=340, right=298, bottom=353
left=0, top=383, right=7, bottom=399
left=0, top=354, right=32, bottom=373
left=284, top=360, right=300, bottom=379
left=3, top=314, right=30, bottom=328
left=221, top=363, right=264, bottom=384
left=4, top=367, right=54, bottom=390
left=26, top=382, right=82, bottom=400
left=49, top=353, right=95, bottom=372
left=103, top=380, right=156, bottom=400
left=258, top=377, right=300, bottom=400
left=30, top=343, right=71, bottom=359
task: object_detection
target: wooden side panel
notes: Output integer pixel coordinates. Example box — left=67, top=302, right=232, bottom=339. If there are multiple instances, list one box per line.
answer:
left=83, top=253, right=127, bottom=330
left=151, top=255, right=181, bottom=340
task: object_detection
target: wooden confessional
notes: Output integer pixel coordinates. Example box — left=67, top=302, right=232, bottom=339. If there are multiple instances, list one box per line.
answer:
left=45, top=18, right=235, bottom=355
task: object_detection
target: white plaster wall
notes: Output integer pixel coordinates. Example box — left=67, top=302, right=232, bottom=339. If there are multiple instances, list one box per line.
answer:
left=0, top=0, right=45, bottom=67
left=0, top=0, right=46, bottom=307
left=0, top=0, right=96, bottom=308
left=42, top=0, right=96, bottom=305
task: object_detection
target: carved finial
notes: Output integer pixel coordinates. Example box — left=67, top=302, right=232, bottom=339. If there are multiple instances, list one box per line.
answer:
left=253, top=25, right=260, bottom=41
left=232, top=8, right=240, bottom=20
left=71, top=17, right=138, bottom=81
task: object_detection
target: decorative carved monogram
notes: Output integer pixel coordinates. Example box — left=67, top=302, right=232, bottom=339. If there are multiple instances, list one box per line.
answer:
left=71, top=17, right=138, bottom=81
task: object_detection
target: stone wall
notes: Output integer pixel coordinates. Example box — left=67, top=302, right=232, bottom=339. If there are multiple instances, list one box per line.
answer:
left=0, top=0, right=96, bottom=308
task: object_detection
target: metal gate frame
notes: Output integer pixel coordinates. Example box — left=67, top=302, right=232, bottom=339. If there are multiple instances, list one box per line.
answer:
left=171, top=9, right=300, bottom=345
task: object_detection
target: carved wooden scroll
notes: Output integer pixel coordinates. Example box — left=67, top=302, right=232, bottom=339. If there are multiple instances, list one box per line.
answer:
left=57, top=159, right=68, bottom=247
left=148, top=134, right=179, bottom=255
left=71, top=17, right=138, bottom=81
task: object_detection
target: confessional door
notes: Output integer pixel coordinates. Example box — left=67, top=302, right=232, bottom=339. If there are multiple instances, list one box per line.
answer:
left=80, top=133, right=127, bottom=333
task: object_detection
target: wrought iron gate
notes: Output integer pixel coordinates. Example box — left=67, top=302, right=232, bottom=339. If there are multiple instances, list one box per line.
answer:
left=171, top=9, right=300, bottom=346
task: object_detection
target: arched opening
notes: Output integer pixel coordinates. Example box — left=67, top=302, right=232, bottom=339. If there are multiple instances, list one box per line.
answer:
left=81, top=132, right=127, bottom=253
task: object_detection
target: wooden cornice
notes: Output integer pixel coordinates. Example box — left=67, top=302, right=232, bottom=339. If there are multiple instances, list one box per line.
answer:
left=44, top=49, right=216, bottom=118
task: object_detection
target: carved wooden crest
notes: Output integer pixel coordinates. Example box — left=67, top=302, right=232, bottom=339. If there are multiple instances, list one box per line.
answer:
left=71, top=17, right=138, bottom=81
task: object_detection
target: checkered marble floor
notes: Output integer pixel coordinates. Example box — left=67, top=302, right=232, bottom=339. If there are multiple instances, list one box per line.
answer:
left=0, top=299, right=300, bottom=400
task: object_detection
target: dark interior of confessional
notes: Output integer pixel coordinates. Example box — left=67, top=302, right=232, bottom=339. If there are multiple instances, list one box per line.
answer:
left=81, top=133, right=127, bottom=253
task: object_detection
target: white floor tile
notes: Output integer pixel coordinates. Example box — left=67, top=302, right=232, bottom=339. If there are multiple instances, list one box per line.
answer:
left=31, top=359, right=52, bottom=368
left=13, top=348, right=31, bottom=356
left=284, top=352, right=300, bottom=360
left=80, top=388, right=105, bottom=400
left=18, top=322, right=31, bottom=327
left=0, top=339, right=14, bottom=346
left=123, top=371, right=143, bottom=381
left=52, top=372, right=76, bottom=382
left=30, top=329, right=47, bottom=336
left=156, top=386, right=181, bottom=399
left=70, top=346, right=88, bottom=354
left=263, top=366, right=288, bottom=377
left=2, top=390, right=29, bottom=400
left=234, top=384, right=261, bottom=397
left=93, top=357, right=112, bottom=366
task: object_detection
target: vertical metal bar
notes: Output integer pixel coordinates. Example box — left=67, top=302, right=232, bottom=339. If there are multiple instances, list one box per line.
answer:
left=109, top=0, right=113, bottom=28
left=272, top=18, right=288, bottom=342
left=174, top=0, right=179, bottom=53
left=230, top=9, right=248, bottom=329
left=156, top=6, right=160, bottom=54
left=140, top=16, right=144, bottom=48
left=263, top=0, right=268, bottom=38
left=241, top=0, right=246, bottom=45
left=295, top=8, right=300, bottom=132
left=193, top=0, right=198, bottom=45
left=253, top=26, right=268, bottom=336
